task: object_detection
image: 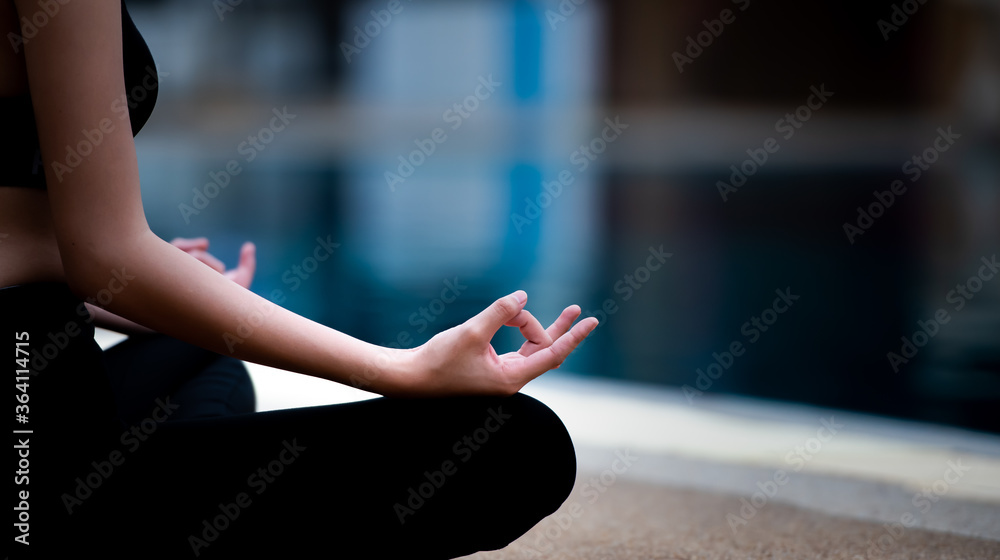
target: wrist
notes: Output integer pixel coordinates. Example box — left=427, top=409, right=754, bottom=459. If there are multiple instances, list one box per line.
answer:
left=349, top=344, right=422, bottom=397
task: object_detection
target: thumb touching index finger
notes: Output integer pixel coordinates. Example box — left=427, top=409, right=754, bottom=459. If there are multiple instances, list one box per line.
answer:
left=468, top=290, right=528, bottom=341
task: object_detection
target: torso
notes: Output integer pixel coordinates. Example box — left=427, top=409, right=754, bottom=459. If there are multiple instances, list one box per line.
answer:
left=0, top=0, right=63, bottom=289
left=0, top=189, right=65, bottom=288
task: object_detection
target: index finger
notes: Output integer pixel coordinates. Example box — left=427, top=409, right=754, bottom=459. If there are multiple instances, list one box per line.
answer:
left=505, top=309, right=552, bottom=349
left=519, top=305, right=581, bottom=357
left=511, top=317, right=598, bottom=380
left=188, top=249, right=226, bottom=274
left=170, top=237, right=209, bottom=251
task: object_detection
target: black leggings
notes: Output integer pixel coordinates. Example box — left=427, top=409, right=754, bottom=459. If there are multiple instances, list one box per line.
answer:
left=6, top=283, right=576, bottom=559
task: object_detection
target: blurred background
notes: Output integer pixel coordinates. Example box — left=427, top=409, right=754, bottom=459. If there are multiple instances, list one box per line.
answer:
left=128, top=0, right=999, bottom=433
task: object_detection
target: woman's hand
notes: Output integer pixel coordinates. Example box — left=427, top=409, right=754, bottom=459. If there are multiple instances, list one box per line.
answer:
left=171, top=237, right=257, bottom=289
left=398, top=291, right=598, bottom=397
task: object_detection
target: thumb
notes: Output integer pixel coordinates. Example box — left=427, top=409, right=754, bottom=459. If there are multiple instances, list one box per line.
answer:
left=239, top=241, right=256, bottom=265
left=226, top=242, right=257, bottom=289
left=469, top=290, right=528, bottom=341
left=238, top=241, right=257, bottom=280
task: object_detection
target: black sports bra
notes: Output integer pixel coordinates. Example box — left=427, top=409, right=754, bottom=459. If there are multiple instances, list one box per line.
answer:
left=0, top=0, right=157, bottom=189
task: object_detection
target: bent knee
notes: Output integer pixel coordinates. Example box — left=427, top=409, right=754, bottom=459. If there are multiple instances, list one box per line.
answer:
left=495, top=393, right=577, bottom=501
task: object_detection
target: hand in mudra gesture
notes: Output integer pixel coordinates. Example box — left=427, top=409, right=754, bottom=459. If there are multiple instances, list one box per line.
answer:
left=401, top=291, right=598, bottom=397
left=171, top=237, right=256, bottom=289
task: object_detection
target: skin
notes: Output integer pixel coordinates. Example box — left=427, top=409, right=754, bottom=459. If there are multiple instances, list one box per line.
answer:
left=0, top=0, right=598, bottom=397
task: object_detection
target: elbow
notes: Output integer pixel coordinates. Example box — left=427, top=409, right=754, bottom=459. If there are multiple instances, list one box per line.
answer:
left=59, top=241, right=141, bottom=308
left=61, top=259, right=111, bottom=305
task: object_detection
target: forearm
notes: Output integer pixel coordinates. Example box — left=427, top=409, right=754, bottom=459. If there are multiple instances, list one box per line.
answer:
left=72, top=229, right=410, bottom=394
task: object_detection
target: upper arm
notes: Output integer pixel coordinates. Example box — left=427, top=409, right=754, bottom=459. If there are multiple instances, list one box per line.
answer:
left=14, top=0, right=150, bottom=286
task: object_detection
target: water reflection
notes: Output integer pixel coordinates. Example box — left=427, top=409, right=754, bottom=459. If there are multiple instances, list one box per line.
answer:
left=131, top=0, right=1000, bottom=433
